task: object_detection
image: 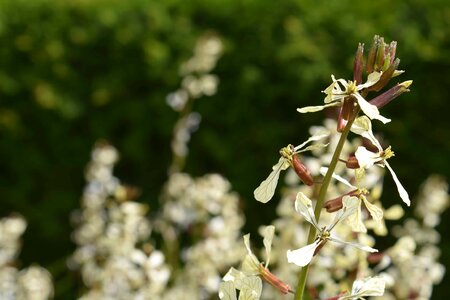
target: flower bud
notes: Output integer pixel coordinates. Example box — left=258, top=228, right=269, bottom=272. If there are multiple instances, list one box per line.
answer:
left=369, top=80, right=412, bottom=109
left=387, top=41, right=397, bottom=65
left=353, top=43, right=364, bottom=85
left=291, top=154, right=314, bottom=186
left=375, top=36, right=386, bottom=71
left=258, top=264, right=293, bottom=294
left=367, top=58, right=400, bottom=92
left=366, top=35, right=398, bottom=75
left=366, top=35, right=379, bottom=74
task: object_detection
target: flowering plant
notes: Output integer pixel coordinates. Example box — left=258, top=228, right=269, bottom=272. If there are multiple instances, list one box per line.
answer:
left=1, top=34, right=447, bottom=300
left=220, top=35, right=447, bottom=300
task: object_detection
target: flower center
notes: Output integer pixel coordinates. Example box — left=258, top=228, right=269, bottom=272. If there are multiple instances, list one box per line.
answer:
left=381, top=146, right=395, bottom=160
left=346, top=80, right=358, bottom=94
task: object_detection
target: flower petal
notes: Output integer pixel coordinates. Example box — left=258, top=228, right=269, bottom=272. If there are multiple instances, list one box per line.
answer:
left=358, top=71, right=382, bottom=89
left=299, top=142, right=329, bottom=153
left=242, top=234, right=260, bottom=274
left=355, top=146, right=382, bottom=169
left=295, top=192, right=319, bottom=229
left=385, top=162, right=411, bottom=206
left=219, top=281, right=237, bottom=300
left=345, top=199, right=367, bottom=233
left=297, top=102, right=341, bottom=113
left=287, top=240, right=321, bottom=267
left=320, top=167, right=355, bottom=189
left=329, top=235, right=378, bottom=253
left=239, top=276, right=262, bottom=300
left=361, top=196, right=384, bottom=225
left=295, top=134, right=329, bottom=151
left=350, top=116, right=383, bottom=150
left=354, top=93, right=391, bottom=124
left=254, top=157, right=289, bottom=203
left=350, top=276, right=386, bottom=298
left=329, top=196, right=359, bottom=230
left=261, top=225, right=275, bottom=267
left=223, top=268, right=251, bottom=291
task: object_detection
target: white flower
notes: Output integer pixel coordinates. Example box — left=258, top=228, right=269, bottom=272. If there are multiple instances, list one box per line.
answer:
left=298, top=73, right=391, bottom=124
left=287, top=193, right=377, bottom=267
left=221, top=227, right=273, bottom=298
left=320, top=167, right=384, bottom=233
left=254, top=134, right=328, bottom=203
left=351, top=116, right=410, bottom=206
left=338, top=276, right=386, bottom=299
left=221, top=226, right=292, bottom=297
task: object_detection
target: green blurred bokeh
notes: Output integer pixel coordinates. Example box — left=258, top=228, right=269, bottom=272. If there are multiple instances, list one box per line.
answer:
left=0, top=0, right=449, bottom=298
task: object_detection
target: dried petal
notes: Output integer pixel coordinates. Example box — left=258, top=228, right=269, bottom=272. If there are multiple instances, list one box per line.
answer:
left=254, top=157, right=289, bottom=203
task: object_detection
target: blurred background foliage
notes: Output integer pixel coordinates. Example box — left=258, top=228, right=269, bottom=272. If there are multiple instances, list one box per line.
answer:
left=0, top=0, right=449, bottom=298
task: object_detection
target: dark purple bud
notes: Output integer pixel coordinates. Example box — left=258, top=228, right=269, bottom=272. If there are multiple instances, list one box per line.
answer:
left=369, top=80, right=412, bottom=108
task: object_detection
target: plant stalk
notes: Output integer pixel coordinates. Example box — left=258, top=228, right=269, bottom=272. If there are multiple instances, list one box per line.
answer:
left=294, top=118, right=355, bottom=300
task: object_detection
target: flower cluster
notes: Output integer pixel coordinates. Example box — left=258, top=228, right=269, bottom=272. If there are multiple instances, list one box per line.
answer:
left=70, top=142, right=170, bottom=299
left=166, top=33, right=223, bottom=173
left=0, top=215, right=53, bottom=300
left=155, top=172, right=246, bottom=299
left=376, top=176, right=448, bottom=300
left=70, top=141, right=245, bottom=300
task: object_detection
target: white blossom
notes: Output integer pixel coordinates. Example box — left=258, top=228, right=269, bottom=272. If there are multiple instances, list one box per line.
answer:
left=351, top=116, right=410, bottom=206
left=287, top=193, right=377, bottom=267
left=298, top=73, right=391, bottom=124
left=338, top=276, right=385, bottom=299
left=254, top=134, right=328, bottom=203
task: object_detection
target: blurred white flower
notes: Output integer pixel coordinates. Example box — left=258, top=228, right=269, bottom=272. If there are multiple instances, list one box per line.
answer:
left=338, top=276, right=385, bottom=300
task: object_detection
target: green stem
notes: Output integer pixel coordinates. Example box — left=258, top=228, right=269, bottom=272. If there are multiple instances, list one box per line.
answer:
left=294, top=119, right=355, bottom=300
left=168, top=96, right=195, bottom=175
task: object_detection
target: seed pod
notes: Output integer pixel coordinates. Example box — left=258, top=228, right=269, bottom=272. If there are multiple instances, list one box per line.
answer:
left=324, top=189, right=359, bottom=212
left=291, top=155, right=314, bottom=186
left=346, top=155, right=360, bottom=169
left=258, top=264, right=293, bottom=294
